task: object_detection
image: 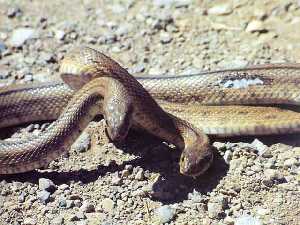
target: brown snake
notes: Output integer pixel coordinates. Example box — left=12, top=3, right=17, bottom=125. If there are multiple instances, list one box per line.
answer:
left=1, top=46, right=300, bottom=176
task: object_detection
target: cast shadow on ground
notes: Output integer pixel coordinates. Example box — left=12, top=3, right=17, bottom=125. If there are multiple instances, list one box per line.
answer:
left=1, top=130, right=299, bottom=203
left=0, top=128, right=229, bottom=203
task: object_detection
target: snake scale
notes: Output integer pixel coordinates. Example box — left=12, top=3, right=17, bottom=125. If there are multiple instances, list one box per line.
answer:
left=1, top=46, right=300, bottom=176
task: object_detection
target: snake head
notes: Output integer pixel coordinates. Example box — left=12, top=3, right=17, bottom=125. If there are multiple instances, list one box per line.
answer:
left=179, top=143, right=213, bottom=178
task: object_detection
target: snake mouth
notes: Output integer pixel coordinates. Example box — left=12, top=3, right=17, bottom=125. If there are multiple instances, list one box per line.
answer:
left=179, top=151, right=214, bottom=177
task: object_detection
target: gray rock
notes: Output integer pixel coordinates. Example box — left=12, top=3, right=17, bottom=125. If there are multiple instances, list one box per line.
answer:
left=101, top=222, right=113, bottom=225
left=75, top=211, right=86, bottom=220
left=23, top=218, right=37, bottom=225
left=135, top=169, right=145, bottom=181
left=121, top=169, right=130, bottom=178
left=69, top=214, right=81, bottom=222
left=207, top=196, right=228, bottom=219
left=160, top=32, right=173, bottom=44
left=153, top=0, right=174, bottom=7
left=58, top=197, right=67, bottom=207
left=84, top=36, right=97, bottom=44
left=255, top=206, right=270, bottom=216
left=264, top=169, right=283, bottom=181
left=51, top=216, right=64, bottom=225
left=187, top=190, right=206, bottom=203
left=34, top=72, right=53, bottom=82
left=246, top=20, right=265, bottom=33
left=207, top=202, right=223, bottom=219
left=58, top=183, right=69, bottom=191
left=77, top=221, right=88, bottom=225
left=37, top=190, right=51, bottom=204
left=9, top=28, right=36, bottom=47
left=24, top=74, right=33, bottom=82
left=283, top=158, right=298, bottom=168
left=39, top=52, right=56, bottom=64
left=174, top=0, right=192, bottom=8
left=66, top=200, right=75, bottom=209
left=80, top=201, right=95, bottom=213
left=38, top=178, right=56, bottom=193
left=98, top=32, right=117, bottom=44
left=54, top=30, right=66, bottom=40
left=115, top=24, right=131, bottom=36
left=74, top=199, right=82, bottom=207
left=155, top=205, right=176, bottom=224
left=235, top=215, right=262, bottom=225
left=11, top=181, right=23, bottom=191
left=128, top=64, right=145, bottom=74
left=0, top=68, right=10, bottom=79
left=7, top=7, right=22, bottom=18
left=18, top=191, right=25, bottom=203
left=224, top=150, right=233, bottom=164
left=101, top=198, right=115, bottom=213
left=125, top=164, right=133, bottom=171
left=0, top=42, right=6, bottom=53
left=213, top=142, right=227, bottom=150
left=131, top=189, right=146, bottom=197
left=111, top=176, right=122, bottom=185
left=153, top=0, right=191, bottom=7
left=72, top=132, right=91, bottom=153
left=207, top=3, right=233, bottom=15
left=251, top=139, right=268, bottom=155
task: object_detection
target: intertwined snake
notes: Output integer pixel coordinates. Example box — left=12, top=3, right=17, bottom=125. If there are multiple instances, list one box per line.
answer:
left=1, top=46, right=300, bottom=176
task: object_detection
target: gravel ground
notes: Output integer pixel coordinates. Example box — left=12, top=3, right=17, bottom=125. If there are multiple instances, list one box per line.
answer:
left=0, top=0, right=300, bottom=225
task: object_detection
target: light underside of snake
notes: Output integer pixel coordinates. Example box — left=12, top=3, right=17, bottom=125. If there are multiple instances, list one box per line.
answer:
left=1, top=47, right=300, bottom=176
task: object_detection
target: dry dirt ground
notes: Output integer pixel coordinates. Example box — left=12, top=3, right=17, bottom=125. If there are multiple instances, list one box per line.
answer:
left=0, top=0, right=300, bottom=225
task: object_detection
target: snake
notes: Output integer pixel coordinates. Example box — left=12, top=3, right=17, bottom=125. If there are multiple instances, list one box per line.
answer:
left=1, top=46, right=300, bottom=177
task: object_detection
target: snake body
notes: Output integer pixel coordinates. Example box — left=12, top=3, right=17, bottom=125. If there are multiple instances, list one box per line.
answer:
left=1, top=47, right=300, bottom=176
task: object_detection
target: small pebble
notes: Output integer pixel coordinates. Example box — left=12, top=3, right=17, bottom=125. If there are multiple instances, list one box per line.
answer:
left=213, top=142, right=226, bottom=150
left=207, top=3, right=233, bottom=15
left=18, top=191, right=26, bottom=203
left=155, top=205, right=176, bottom=224
left=121, top=169, right=130, bottom=178
left=0, top=68, right=10, bottom=79
left=235, top=215, right=262, bottom=225
left=72, top=132, right=91, bottom=153
left=7, top=7, right=22, bottom=18
left=135, top=170, right=145, bottom=181
left=224, top=150, right=233, bottom=164
left=283, top=158, right=298, bottom=168
left=38, top=178, right=56, bottom=193
left=101, top=198, right=115, bottom=213
left=74, top=199, right=82, bottom=207
left=80, top=201, right=95, bottom=213
left=66, top=200, right=75, bottom=209
left=0, top=42, right=6, bottom=53
left=37, top=190, right=51, bottom=204
left=58, top=184, right=69, bottom=191
left=246, top=20, right=265, bottom=33
left=23, top=218, right=37, bottom=225
left=264, top=169, right=283, bottom=181
left=111, top=176, right=122, bottom=185
left=9, top=27, right=36, bottom=47
left=160, top=32, right=173, bottom=44
left=58, top=198, right=67, bottom=208
left=51, top=216, right=64, bottom=225
left=54, top=30, right=66, bottom=40
left=75, top=211, right=86, bottom=220
left=207, top=201, right=226, bottom=219
left=251, top=139, right=268, bottom=155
